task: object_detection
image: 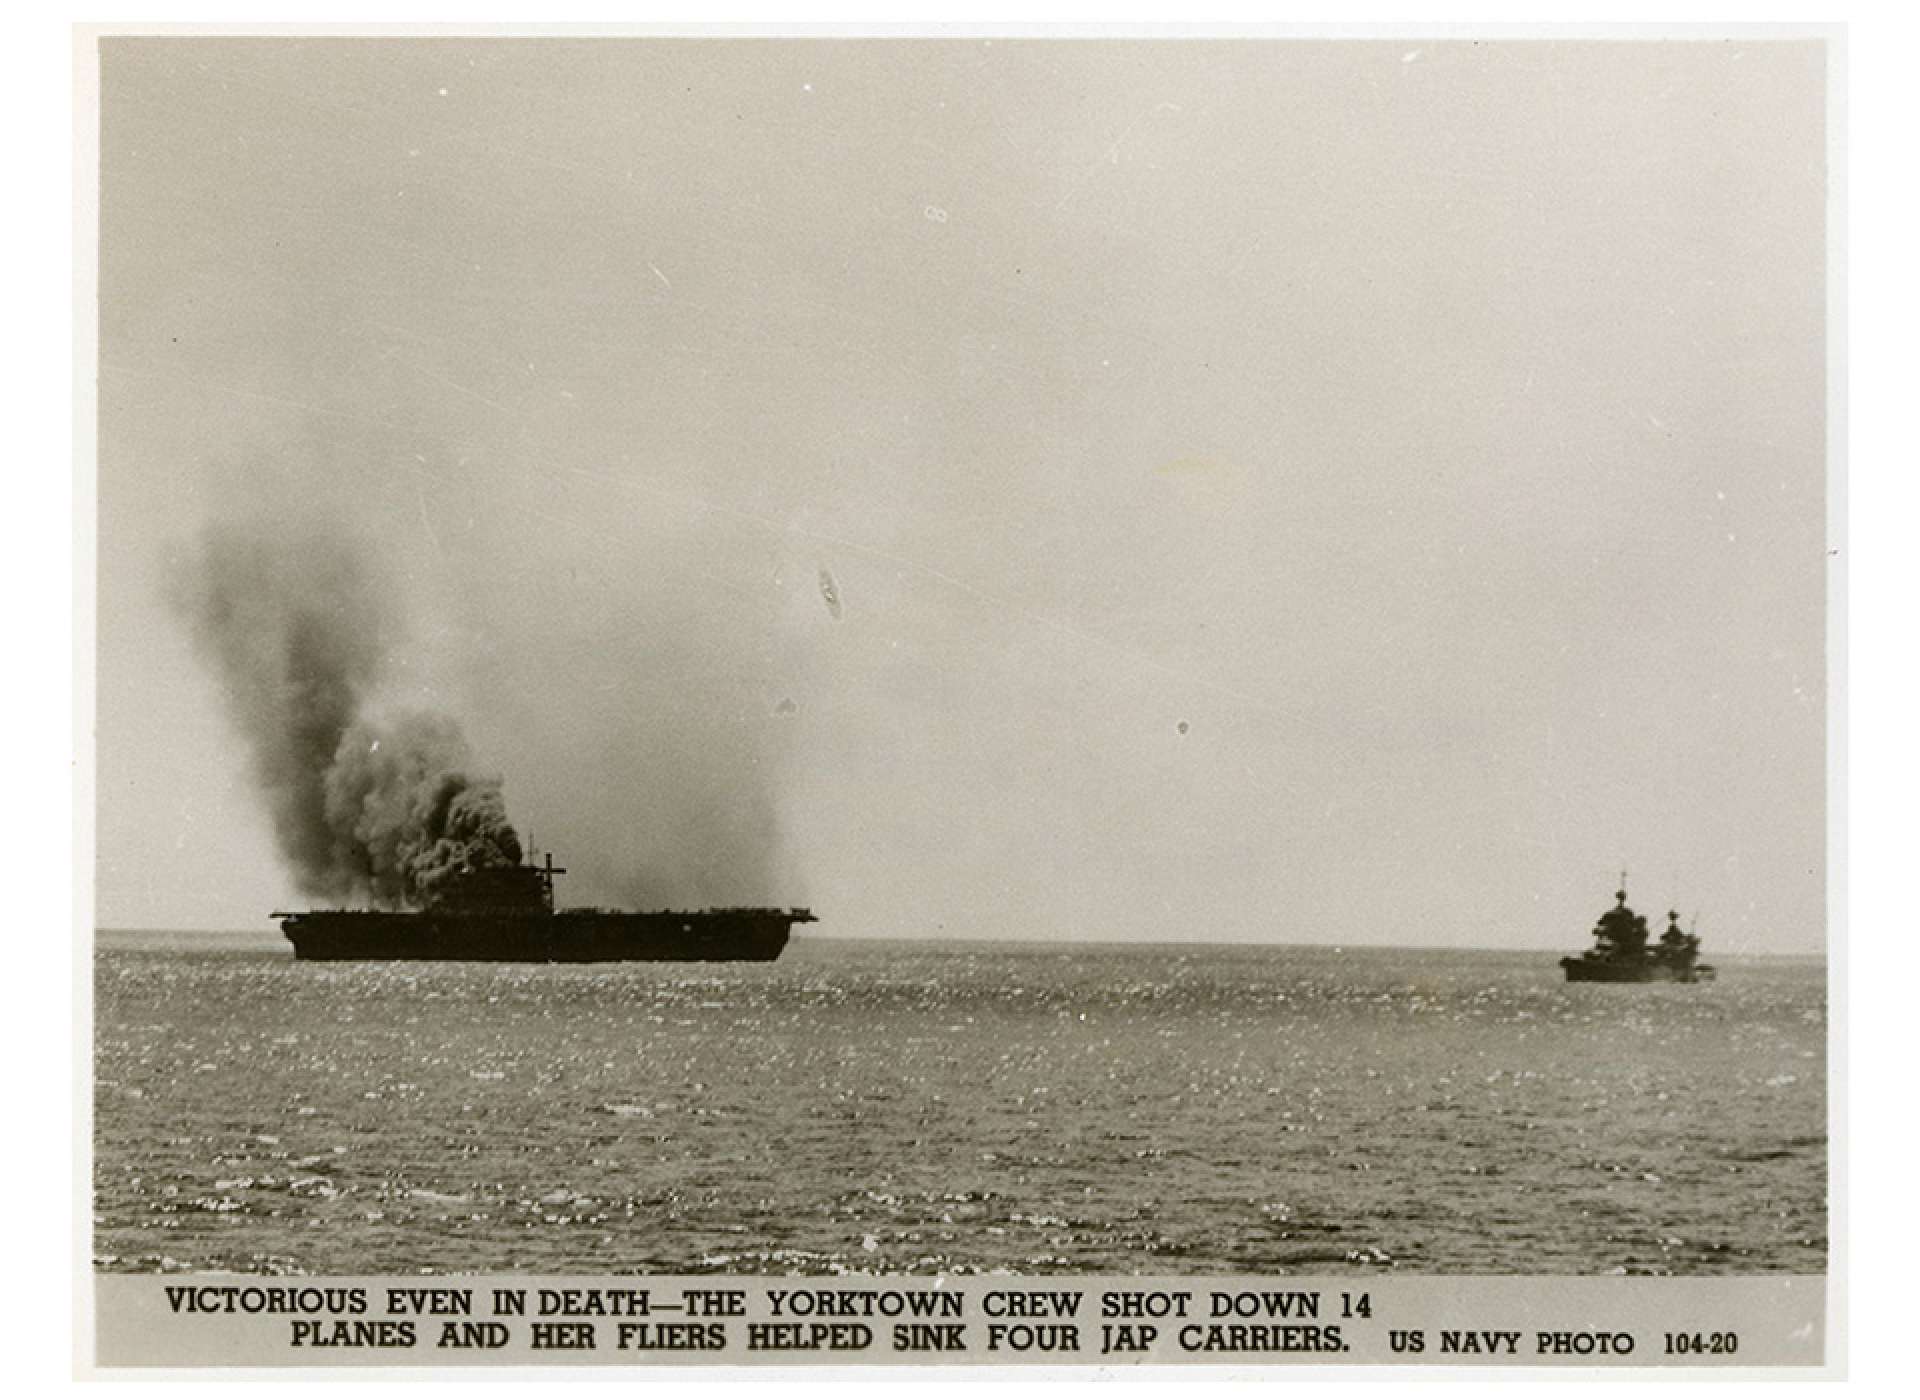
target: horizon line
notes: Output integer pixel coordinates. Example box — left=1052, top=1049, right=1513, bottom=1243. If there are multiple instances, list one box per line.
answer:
left=91, top=926, right=1827, bottom=960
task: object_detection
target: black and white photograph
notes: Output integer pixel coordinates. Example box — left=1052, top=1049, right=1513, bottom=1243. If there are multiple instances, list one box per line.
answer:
left=83, top=27, right=1834, bottom=1367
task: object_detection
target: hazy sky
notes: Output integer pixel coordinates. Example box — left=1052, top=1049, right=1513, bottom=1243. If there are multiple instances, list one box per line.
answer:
left=95, top=38, right=1828, bottom=951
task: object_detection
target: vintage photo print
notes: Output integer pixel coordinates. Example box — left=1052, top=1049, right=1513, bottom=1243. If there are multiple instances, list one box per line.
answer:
left=84, top=28, right=1835, bottom=1370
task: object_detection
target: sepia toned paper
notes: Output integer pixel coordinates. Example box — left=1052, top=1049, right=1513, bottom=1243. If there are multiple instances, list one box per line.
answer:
left=81, top=25, right=1839, bottom=1374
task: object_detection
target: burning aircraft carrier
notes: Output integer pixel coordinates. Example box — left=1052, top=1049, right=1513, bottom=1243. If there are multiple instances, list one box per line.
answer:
left=276, top=850, right=814, bottom=962
left=173, top=522, right=813, bottom=963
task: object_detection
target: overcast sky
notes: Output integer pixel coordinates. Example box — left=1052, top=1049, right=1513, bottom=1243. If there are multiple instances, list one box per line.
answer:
left=95, top=38, right=1827, bottom=952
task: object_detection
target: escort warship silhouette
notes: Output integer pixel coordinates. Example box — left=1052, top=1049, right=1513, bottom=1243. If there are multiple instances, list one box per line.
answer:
left=1560, top=875, right=1714, bottom=984
left=276, top=851, right=814, bottom=962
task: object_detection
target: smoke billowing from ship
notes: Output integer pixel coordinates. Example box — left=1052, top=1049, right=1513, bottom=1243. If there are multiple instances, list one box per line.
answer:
left=171, top=523, right=521, bottom=908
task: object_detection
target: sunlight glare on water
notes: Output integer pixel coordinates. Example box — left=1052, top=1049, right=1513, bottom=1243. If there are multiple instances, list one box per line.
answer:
left=94, top=936, right=1825, bottom=1277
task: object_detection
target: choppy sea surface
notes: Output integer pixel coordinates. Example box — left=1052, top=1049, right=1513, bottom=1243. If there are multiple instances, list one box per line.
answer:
left=94, top=934, right=1825, bottom=1277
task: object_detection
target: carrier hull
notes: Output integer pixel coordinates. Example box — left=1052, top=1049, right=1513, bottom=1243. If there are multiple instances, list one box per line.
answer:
left=279, top=907, right=811, bottom=963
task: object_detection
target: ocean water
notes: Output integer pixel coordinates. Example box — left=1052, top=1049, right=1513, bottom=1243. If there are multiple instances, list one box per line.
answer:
left=93, top=934, right=1826, bottom=1277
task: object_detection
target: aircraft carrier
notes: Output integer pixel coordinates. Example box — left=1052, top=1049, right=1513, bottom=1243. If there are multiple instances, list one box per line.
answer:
left=276, top=853, right=813, bottom=962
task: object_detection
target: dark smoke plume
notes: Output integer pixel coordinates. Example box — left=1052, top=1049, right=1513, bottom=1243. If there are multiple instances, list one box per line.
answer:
left=170, top=522, right=521, bottom=908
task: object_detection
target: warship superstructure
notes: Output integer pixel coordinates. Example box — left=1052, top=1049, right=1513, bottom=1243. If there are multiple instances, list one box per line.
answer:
left=276, top=853, right=813, bottom=962
left=1560, top=876, right=1714, bottom=984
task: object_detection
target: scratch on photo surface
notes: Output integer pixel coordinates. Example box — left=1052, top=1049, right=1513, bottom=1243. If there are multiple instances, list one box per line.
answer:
left=1054, top=101, right=1184, bottom=213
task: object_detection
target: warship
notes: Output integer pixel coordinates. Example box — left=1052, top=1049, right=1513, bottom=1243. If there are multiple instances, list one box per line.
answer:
left=275, top=852, right=815, bottom=963
left=1560, top=876, right=1714, bottom=984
